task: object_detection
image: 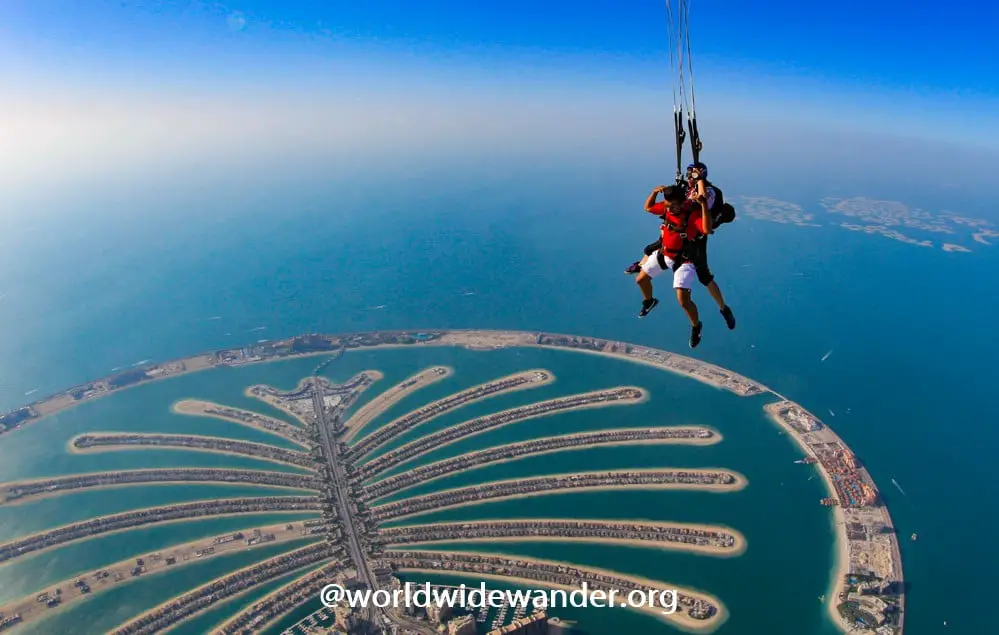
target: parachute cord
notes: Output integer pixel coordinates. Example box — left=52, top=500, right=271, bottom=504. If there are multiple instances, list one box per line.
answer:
left=682, top=0, right=701, bottom=163
left=666, top=0, right=686, bottom=183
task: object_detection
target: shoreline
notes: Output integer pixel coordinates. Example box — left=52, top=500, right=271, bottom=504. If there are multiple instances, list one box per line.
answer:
left=358, top=387, right=649, bottom=477
left=341, top=366, right=453, bottom=442
left=387, top=551, right=728, bottom=633
left=382, top=518, right=746, bottom=558
left=367, top=427, right=723, bottom=500
left=0, top=328, right=902, bottom=633
left=64, top=432, right=314, bottom=471
left=110, top=546, right=331, bottom=633
left=0, top=508, right=321, bottom=570
left=376, top=470, right=748, bottom=523
left=762, top=409, right=850, bottom=624
left=350, top=368, right=557, bottom=453
left=0, top=522, right=316, bottom=627
left=0, top=476, right=317, bottom=507
left=171, top=399, right=311, bottom=449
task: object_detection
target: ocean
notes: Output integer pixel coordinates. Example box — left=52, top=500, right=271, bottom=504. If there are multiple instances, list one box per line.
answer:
left=0, top=160, right=996, bottom=634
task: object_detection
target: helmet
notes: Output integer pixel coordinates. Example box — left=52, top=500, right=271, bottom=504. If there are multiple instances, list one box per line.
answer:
left=686, top=162, right=708, bottom=180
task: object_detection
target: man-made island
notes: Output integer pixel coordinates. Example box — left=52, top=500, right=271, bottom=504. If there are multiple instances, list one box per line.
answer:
left=0, top=329, right=904, bottom=635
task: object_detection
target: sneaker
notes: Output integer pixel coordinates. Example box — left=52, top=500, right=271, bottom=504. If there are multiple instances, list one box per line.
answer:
left=625, top=261, right=642, bottom=275
left=689, top=321, right=703, bottom=348
left=638, top=298, right=659, bottom=318
left=721, top=306, right=736, bottom=330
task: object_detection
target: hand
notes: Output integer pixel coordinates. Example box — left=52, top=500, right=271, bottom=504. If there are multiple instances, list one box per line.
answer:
left=694, top=139, right=703, bottom=152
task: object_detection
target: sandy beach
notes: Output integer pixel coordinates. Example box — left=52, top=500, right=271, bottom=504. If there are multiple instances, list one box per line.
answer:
left=0, top=468, right=318, bottom=506
left=0, top=506, right=321, bottom=569
left=376, top=469, right=747, bottom=523
left=341, top=366, right=453, bottom=442
left=64, top=432, right=314, bottom=471
left=359, top=388, right=650, bottom=477
left=350, top=368, right=557, bottom=453
left=367, top=427, right=722, bottom=499
left=111, top=543, right=330, bottom=632
left=172, top=399, right=311, bottom=448
left=763, top=407, right=850, bottom=629
left=387, top=551, right=728, bottom=633
left=0, top=522, right=313, bottom=627
left=381, top=518, right=746, bottom=557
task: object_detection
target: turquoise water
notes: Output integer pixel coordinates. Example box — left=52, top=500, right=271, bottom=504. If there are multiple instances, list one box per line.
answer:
left=0, top=164, right=996, bottom=633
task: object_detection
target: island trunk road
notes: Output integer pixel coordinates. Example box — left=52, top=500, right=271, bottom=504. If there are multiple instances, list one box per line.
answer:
left=312, top=381, right=436, bottom=635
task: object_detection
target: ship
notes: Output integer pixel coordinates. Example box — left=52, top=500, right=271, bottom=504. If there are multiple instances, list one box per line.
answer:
left=911, top=533, right=918, bottom=541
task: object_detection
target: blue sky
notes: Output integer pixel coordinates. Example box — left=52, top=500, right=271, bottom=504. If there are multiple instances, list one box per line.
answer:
left=2, top=0, right=998, bottom=200
left=4, top=0, right=996, bottom=95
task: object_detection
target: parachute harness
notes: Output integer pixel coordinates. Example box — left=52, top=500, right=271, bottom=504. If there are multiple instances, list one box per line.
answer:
left=666, top=0, right=700, bottom=185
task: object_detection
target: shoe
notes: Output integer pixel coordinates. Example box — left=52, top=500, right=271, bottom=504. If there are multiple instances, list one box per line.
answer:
left=625, top=261, right=642, bottom=275
left=639, top=298, right=659, bottom=318
left=721, top=306, right=736, bottom=330
left=689, top=321, right=703, bottom=348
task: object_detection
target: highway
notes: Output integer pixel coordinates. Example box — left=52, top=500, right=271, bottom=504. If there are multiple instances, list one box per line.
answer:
left=312, top=379, right=436, bottom=635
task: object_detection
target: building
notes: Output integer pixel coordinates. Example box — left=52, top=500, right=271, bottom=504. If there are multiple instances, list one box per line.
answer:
left=447, top=614, right=477, bottom=635
left=486, top=611, right=548, bottom=634
left=427, top=603, right=452, bottom=626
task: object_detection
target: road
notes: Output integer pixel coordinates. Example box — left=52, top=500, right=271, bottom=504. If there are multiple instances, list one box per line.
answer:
left=312, top=379, right=436, bottom=635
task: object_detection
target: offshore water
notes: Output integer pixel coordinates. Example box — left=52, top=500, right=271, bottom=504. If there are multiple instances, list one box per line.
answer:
left=0, top=164, right=996, bottom=634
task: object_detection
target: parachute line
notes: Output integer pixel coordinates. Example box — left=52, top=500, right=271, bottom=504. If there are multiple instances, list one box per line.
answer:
left=665, top=0, right=700, bottom=175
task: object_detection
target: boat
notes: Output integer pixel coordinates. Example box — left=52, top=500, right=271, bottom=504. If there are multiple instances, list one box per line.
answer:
left=911, top=533, right=918, bottom=541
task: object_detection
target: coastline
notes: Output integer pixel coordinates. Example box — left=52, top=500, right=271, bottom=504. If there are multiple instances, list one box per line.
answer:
left=366, top=428, right=723, bottom=500
left=376, top=469, right=747, bottom=524
left=358, top=387, right=650, bottom=475
left=341, top=366, right=453, bottom=442
left=171, top=399, right=311, bottom=448
left=0, top=508, right=321, bottom=570
left=64, top=432, right=315, bottom=472
left=0, top=522, right=315, bottom=626
left=388, top=554, right=729, bottom=633
left=381, top=518, right=747, bottom=558
left=351, top=368, right=557, bottom=451
left=763, top=408, right=851, bottom=625
left=0, top=328, right=903, bottom=634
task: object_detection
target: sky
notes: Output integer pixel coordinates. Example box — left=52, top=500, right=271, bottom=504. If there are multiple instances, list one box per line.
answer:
left=2, top=0, right=998, bottom=205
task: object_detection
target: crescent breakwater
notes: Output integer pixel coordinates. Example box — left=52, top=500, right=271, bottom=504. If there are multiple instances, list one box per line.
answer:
left=0, top=329, right=904, bottom=635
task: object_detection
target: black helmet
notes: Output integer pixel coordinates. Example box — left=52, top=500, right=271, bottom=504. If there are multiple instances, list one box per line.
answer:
left=662, top=185, right=686, bottom=202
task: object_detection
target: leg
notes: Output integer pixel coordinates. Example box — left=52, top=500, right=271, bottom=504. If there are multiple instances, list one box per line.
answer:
left=691, top=238, right=736, bottom=329
left=672, top=262, right=704, bottom=348
left=626, top=239, right=663, bottom=275
left=636, top=271, right=654, bottom=301
left=675, top=288, right=700, bottom=326
left=635, top=250, right=666, bottom=318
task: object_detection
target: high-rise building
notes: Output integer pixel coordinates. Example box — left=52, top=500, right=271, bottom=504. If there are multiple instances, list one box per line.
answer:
left=427, top=602, right=453, bottom=626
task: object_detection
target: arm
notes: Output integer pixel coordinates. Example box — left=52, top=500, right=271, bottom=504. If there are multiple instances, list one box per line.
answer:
left=699, top=197, right=712, bottom=234
left=695, top=179, right=707, bottom=199
left=645, top=186, right=664, bottom=212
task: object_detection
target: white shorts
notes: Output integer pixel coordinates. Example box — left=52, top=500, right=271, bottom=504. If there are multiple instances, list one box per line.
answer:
left=641, top=250, right=697, bottom=289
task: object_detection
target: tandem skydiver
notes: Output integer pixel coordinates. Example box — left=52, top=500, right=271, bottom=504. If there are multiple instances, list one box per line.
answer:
left=626, top=161, right=736, bottom=333
left=633, top=184, right=711, bottom=348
